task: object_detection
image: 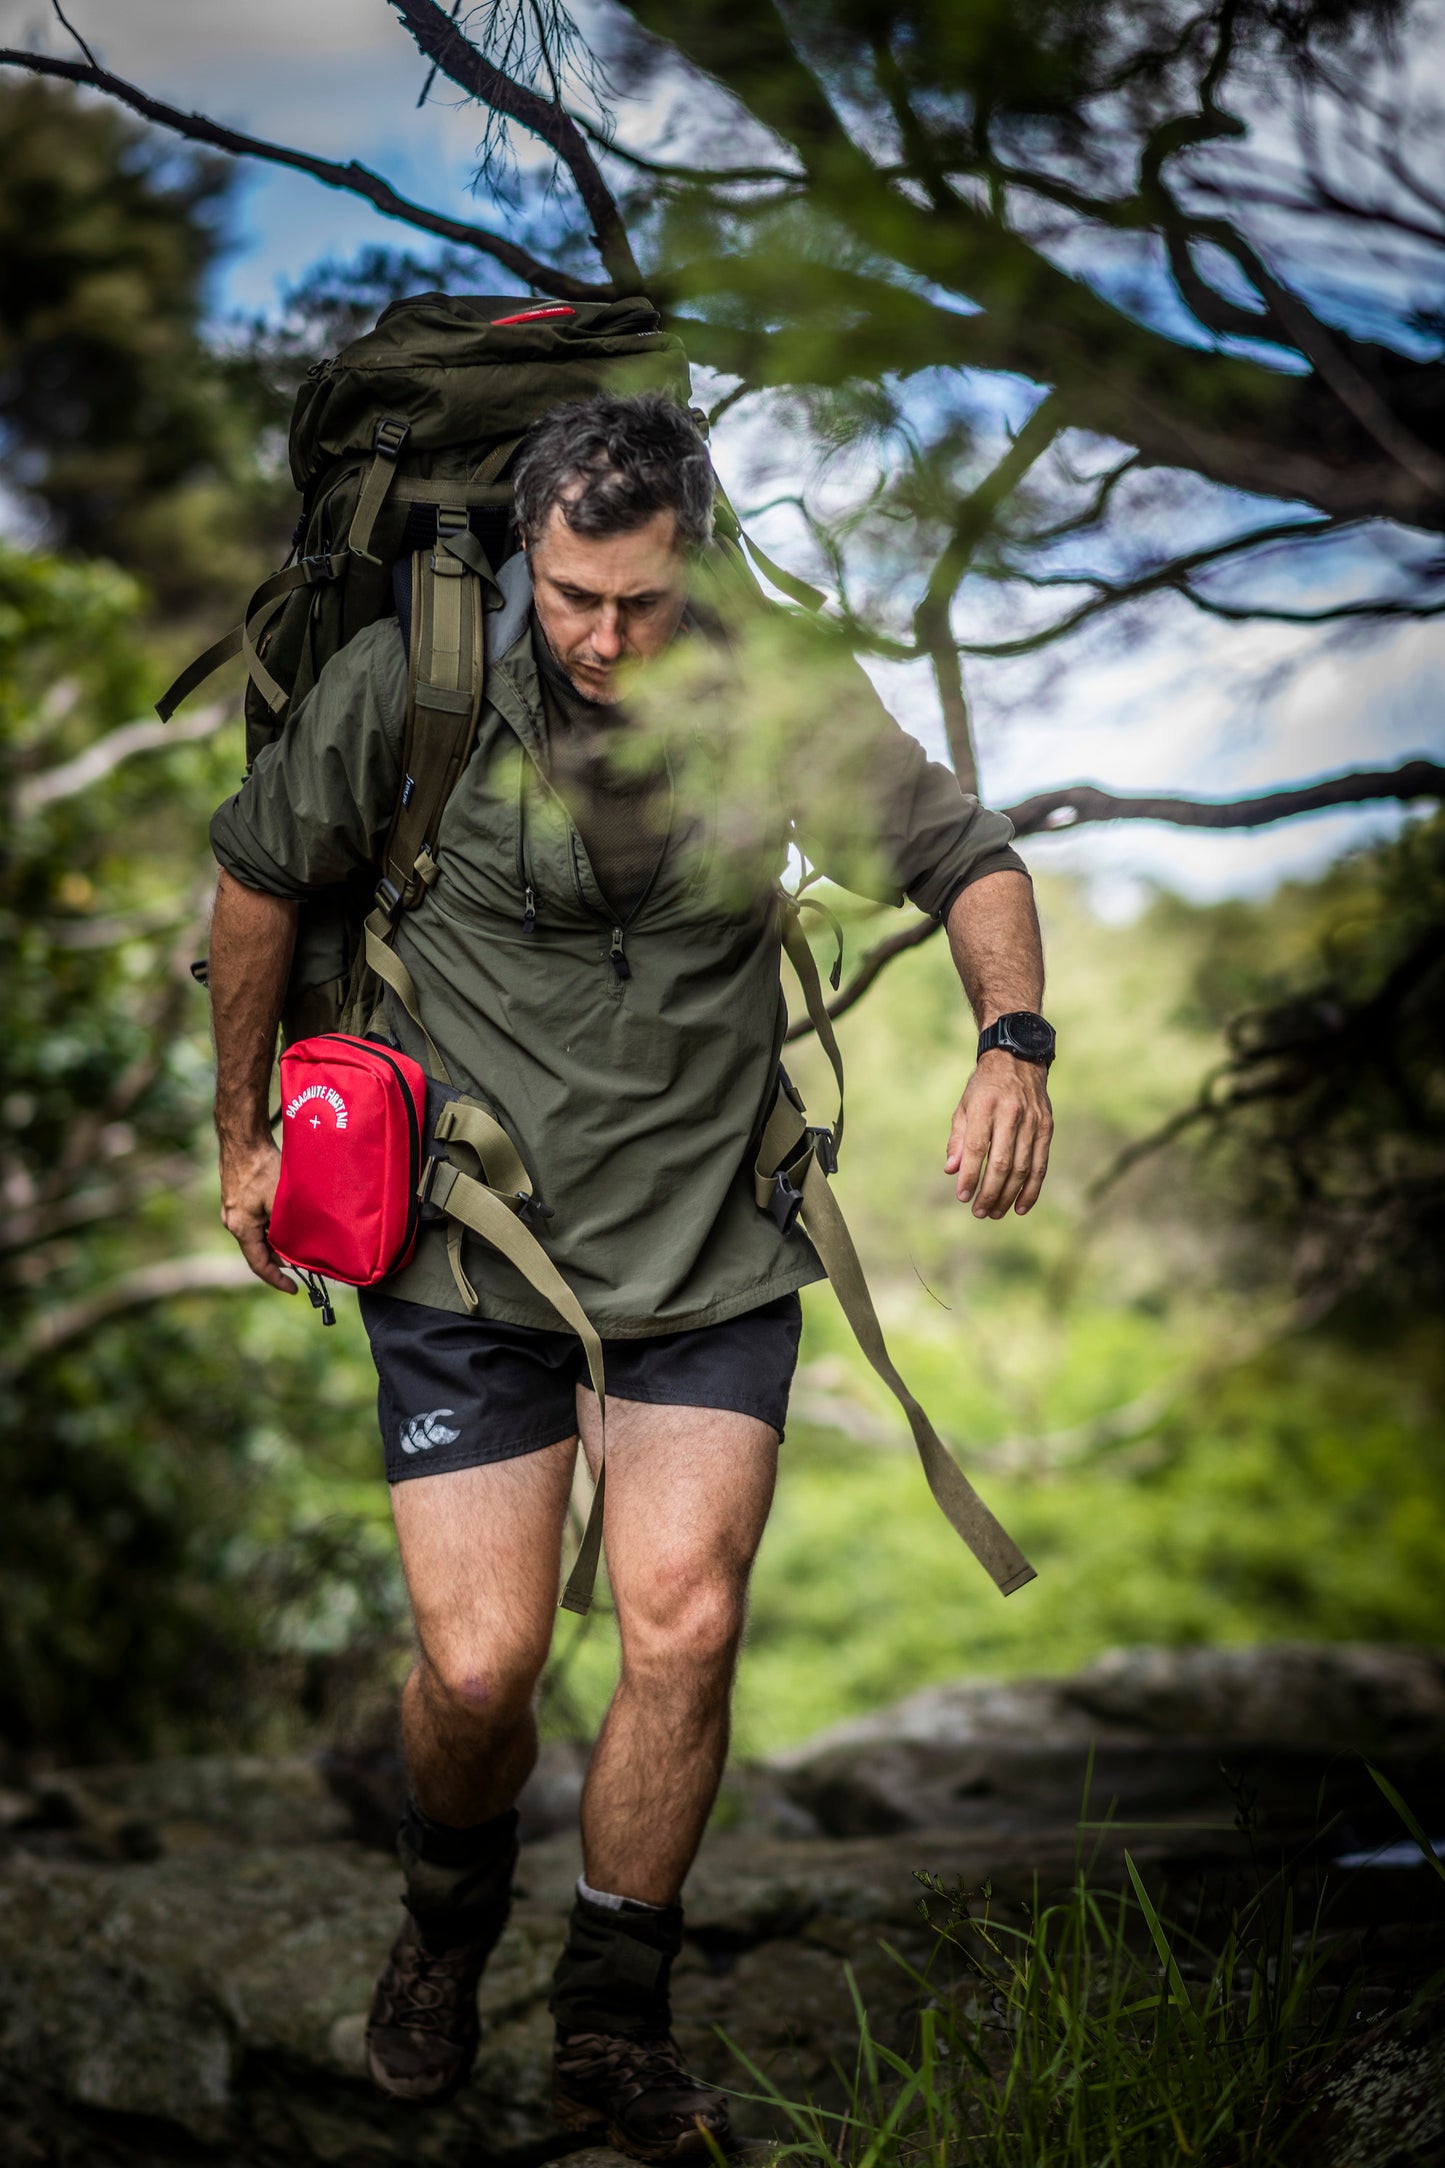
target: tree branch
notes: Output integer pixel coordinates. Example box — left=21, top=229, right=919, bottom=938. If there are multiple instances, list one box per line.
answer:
left=910, top=396, right=1064, bottom=790
left=0, top=46, right=605, bottom=300
left=0, top=1153, right=202, bottom=1258
left=11, top=1253, right=260, bottom=1373
left=387, top=0, right=643, bottom=292
left=784, top=759, right=1445, bottom=1040
left=14, top=703, right=234, bottom=818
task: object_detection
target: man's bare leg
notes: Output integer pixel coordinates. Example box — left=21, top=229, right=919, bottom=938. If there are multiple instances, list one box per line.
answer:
left=573, top=1395, right=779, bottom=1903
left=390, top=1435, right=578, bottom=1825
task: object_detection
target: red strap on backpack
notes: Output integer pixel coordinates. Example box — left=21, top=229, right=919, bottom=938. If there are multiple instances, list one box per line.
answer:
left=269, top=1035, right=426, bottom=1290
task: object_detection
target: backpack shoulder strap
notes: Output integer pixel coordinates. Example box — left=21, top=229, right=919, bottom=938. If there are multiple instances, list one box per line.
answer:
left=375, top=510, right=497, bottom=918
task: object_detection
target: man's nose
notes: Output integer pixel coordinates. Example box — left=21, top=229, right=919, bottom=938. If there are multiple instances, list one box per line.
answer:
left=591, top=608, right=624, bottom=660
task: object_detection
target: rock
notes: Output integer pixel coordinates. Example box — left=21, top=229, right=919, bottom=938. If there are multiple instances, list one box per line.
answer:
left=1, top=1643, right=1441, bottom=2165
left=775, top=1644, right=1445, bottom=1847
left=1063, top=1642, right=1445, bottom=1750
left=9, top=1755, right=353, bottom=1862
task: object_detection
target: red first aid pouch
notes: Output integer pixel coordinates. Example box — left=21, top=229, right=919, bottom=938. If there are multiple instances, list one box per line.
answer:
left=269, top=1034, right=427, bottom=1296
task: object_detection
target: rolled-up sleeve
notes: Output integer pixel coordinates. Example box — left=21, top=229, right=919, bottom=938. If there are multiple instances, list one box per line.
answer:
left=789, top=642, right=1027, bottom=917
left=209, top=621, right=407, bottom=897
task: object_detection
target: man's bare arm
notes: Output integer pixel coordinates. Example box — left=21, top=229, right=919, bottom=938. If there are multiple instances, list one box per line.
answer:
left=210, top=867, right=301, bottom=1291
left=942, top=869, right=1054, bottom=1219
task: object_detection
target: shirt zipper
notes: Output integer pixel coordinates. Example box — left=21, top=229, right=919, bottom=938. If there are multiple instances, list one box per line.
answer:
left=514, top=711, right=675, bottom=989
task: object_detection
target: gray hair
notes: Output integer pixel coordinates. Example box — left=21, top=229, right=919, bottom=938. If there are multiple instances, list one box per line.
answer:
left=512, top=391, right=714, bottom=552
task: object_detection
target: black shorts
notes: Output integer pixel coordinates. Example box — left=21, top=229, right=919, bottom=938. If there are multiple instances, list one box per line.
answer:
left=358, top=1288, right=804, bottom=1483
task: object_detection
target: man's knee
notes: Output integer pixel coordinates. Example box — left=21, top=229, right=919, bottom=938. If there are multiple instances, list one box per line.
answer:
left=618, top=1556, right=747, bottom=1678
left=416, top=1636, right=547, bottom=1732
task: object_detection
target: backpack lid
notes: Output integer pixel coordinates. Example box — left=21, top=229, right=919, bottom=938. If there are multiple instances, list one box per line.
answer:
left=289, top=291, right=691, bottom=490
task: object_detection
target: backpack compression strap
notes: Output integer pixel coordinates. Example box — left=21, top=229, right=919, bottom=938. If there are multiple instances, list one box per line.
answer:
left=762, top=900, right=1037, bottom=1599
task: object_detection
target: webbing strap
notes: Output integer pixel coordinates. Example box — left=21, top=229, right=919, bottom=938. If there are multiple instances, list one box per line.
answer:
left=754, top=1084, right=1035, bottom=1597
left=155, top=551, right=346, bottom=723
left=363, top=910, right=452, bottom=1082
left=347, top=417, right=410, bottom=564
left=241, top=553, right=350, bottom=717
left=471, top=433, right=523, bottom=485
left=423, top=1158, right=608, bottom=1615
left=379, top=543, right=486, bottom=909
left=155, top=624, right=243, bottom=721
left=711, top=476, right=827, bottom=612
left=780, top=904, right=846, bottom=1150
left=434, top=1097, right=531, bottom=1203
left=797, top=1159, right=1036, bottom=1595
left=367, top=895, right=607, bottom=1612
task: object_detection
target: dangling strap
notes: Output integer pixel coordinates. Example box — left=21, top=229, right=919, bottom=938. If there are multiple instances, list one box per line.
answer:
left=779, top=898, right=846, bottom=1150
left=155, top=624, right=243, bottom=721
left=155, top=552, right=348, bottom=722
left=366, top=878, right=610, bottom=1612
left=710, top=477, right=828, bottom=612
left=799, top=1156, right=1035, bottom=1595
left=754, top=1080, right=1036, bottom=1598
left=418, top=1155, right=608, bottom=1614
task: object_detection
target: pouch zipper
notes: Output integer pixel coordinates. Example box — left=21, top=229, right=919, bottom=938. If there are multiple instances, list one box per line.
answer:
left=315, top=1034, right=423, bottom=1262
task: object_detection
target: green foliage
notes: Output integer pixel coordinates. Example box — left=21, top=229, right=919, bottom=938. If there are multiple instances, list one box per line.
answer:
left=0, top=543, right=406, bottom=1760
left=724, top=1840, right=1422, bottom=2167
left=0, top=76, right=288, bottom=611
left=1149, top=815, right=1445, bottom=1310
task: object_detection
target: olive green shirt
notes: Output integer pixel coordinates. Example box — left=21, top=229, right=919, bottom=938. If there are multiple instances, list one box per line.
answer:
left=210, top=555, right=1026, bottom=1335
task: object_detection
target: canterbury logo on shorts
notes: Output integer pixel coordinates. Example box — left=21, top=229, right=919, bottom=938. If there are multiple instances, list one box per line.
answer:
left=400, top=1407, right=461, bottom=1454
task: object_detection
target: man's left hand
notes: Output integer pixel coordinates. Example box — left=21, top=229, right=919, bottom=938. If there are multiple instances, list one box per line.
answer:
left=945, top=1050, right=1054, bottom=1219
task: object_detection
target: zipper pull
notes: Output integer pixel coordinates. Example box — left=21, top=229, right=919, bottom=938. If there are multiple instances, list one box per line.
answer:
left=303, top=1270, right=337, bottom=1327
left=522, top=884, right=537, bottom=934
left=608, top=927, right=632, bottom=984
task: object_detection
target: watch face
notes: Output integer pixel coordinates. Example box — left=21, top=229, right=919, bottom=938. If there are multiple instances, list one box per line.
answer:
left=1003, top=1011, right=1055, bottom=1058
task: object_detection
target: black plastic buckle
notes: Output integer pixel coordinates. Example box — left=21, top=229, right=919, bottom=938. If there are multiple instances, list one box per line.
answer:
left=768, top=1168, right=804, bottom=1235
left=374, top=876, right=404, bottom=924
left=300, top=552, right=340, bottom=585
left=373, top=416, right=410, bottom=460
left=416, top=1155, right=447, bottom=1213
left=515, top=1192, right=556, bottom=1230
left=808, top=1126, right=839, bottom=1176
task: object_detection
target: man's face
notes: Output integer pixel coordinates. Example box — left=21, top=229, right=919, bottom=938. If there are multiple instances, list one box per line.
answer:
left=526, top=501, right=690, bottom=706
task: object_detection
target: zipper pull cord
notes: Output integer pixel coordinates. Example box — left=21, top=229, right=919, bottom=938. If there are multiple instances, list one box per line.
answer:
left=608, top=926, right=632, bottom=984
left=303, top=1269, right=337, bottom=1327
left=522, top=883, right=537, bottom=934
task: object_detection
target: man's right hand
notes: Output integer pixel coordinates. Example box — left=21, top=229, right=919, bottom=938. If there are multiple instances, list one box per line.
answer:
left=220, top=1138, right=297, bottom=1293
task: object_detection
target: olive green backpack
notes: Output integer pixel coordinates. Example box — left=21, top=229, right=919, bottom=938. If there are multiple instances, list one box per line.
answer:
left=160, top=290, right=708, bottom=1039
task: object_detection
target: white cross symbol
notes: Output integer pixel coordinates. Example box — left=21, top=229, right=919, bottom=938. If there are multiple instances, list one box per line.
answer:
left=310, top=1114, right=321, bottom=1129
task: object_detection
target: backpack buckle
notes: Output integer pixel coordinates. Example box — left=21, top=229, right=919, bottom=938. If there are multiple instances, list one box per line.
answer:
left=515, top=1191, right=555, bottom=1229
left=373, top=416, right=409, bottom=460
left=768, top=1167, right=804, bottom=1236
left=300, top=553, right=340, bottom=585
left=374, top=876, right=404, bottom=924
left=808, top=1125, right=839, bottom=1176
left=432, top=505, right=469, bottom=577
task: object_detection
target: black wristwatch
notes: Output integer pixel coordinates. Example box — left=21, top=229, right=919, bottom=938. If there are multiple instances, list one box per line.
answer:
left=977, top=1011, right=1056, bottom=1068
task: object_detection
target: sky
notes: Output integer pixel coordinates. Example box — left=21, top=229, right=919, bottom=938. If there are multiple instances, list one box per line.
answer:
left=3, top=0, right=1441, bottom=912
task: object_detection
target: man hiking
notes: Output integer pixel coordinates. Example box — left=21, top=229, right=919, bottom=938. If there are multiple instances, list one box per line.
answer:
left=206, top=390, right=1054, bottom=2158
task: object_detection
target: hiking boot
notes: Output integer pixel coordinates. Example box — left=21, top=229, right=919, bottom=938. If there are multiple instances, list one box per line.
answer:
left=365, top=1909, right=495, bottom=2102
left=552, top=2026, right=732, bottom=2161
